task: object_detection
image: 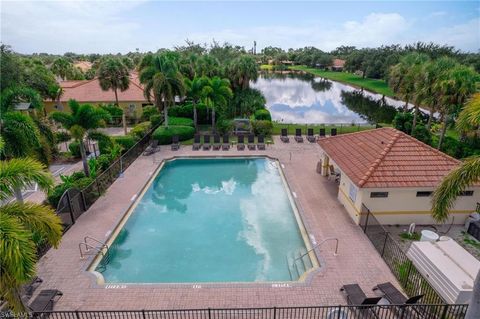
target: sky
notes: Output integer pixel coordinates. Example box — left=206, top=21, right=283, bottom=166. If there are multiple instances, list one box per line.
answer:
left=1, top=0, right=479, bottom=54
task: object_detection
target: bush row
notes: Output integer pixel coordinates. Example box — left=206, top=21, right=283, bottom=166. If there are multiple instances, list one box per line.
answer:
left=152, top=125, right=195, bottom=144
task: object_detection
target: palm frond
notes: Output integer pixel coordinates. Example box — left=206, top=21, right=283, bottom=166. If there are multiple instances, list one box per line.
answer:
left=456, top=93, right=480, bottom=132
left=0, top=158, right=54, bottom=201
left=50, top=111, right=75, bottom=129
left=432, top=156, right=480, bottom=223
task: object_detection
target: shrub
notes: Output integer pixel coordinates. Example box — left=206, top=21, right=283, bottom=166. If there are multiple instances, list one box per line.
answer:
left=169, top=117, right=194, bottom=127
left=129, top=121, right=151, bottom=140
left=251, top=120, right=273, bottom=136
left=142, top=106, right=158, bottom=121
left=254, top=109, right=272, bottom=121
left=393, top=112, right=413, bottom=134
left=113, top=135, right=136, bottom=151
left=150, top=114, right=162, bottom=127
left=169, top=103, right=209, bottom=124
left=88, top=131, right=114, bottom=154
left=152, top=125, right=195, bottom=144
left=69, top=141, right=81, bottom=158
left=55, top=131, right=71, bottom=143
left=47, top=175, right=93, bottom=208
left=100, top=104, right=123, bottom=117
left=411, top=124, right=432, bottom=144
left=216, top=118, right=233, bottom=135
left=96, top=154, right=112, bottom=171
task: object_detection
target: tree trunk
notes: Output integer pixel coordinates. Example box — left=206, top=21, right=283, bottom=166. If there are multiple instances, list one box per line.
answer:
left=212, top=107, right=216, bottom=133
left=412, top=105, right=418, bottom=132
left=437, top=114, right=448, bottom=150
left=193, top=102, right=198, bottom=132
left=163, top=99, right=169, bottom=128
left=466, top=271, right=480, bottom=319
left=14, top=187, right=23, bottom=203
left=79, top=139, right=90, bottom=177
left=427, top=107, right=434, bottom=129
left=404, top=97, right=409, bottom=112
left=114, top=88, right=127, bottom=136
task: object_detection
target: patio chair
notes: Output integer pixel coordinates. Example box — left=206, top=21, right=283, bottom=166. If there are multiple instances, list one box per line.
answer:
left=329, top=165, right=340, bottom=182
left=319, top=128, right=326, bottom=138
left=171, top=135, right=180, bottom=151
left=331, top=128, right=337, bottom=136
left=248, top=134, right=256, bottom=150
left=29, top=289, right=63, bottom=312
left=192, top=134, right=201, bottom=150
left=307, top=128, right=316, bottom=142
left=202, top=135, right=211, bottom=150
left=340, top=284, right=382, bottom=319
left=213, top=134, right=221, bottom=150
left=237, top=135, right=245, bottom=151
left=22, top=277, right=43, bottom=300
left=257, top=135, right=266, bottom=150
left=295, top=128, right=303, bottom=142
left=280, top=128, right=290, bottom=143
left=222, top=134, right=230, bottom=150
left=143, top=140, right=160, bottom=156
left=373, top=282, right=424, bottom=306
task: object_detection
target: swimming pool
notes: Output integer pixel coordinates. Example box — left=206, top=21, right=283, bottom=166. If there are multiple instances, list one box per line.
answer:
left=92, top=157, right=316, bottom=283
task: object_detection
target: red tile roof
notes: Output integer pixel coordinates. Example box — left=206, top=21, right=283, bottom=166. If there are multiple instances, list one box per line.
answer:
left=318, top=128, right=460, bottom=188
left=55, top=73, right=147, bottom=103
left=332, top=59, right=346, bottom=68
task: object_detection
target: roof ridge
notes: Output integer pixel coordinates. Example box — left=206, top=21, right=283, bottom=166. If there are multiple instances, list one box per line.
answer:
left=358, top=129, right=402, bottom=187
left=317, top=127, right=395, bottom=142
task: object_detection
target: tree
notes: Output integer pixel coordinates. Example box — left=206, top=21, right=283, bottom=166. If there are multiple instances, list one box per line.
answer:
left=0, top=152, right=62, bottom=312
left=184, top=76, right=209, bottom=131
left=201, top=77, right=233, bottom=131
left=51, top=57, right=72, bottom=81
left=0, top=45, right=22, bottom=92
left=457, top=93, right=480, bottom=134
left=139, top=53, right=185, bottom=127
left=20, top=59, right=60, bottom=100
left=50, top=100, right=111, bottom=176
left=97, top=58, right=130, bottom=135
left=226, top=55, right=258, bottom=90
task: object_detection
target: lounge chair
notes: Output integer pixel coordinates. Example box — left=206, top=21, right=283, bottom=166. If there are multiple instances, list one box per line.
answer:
left=192, top=134, right=201, bottom=150
left=237, top=135, right=245, bottom=150
left=171, top=135, right=180, bottom=151
left=29, top=289, right=63, bottom=312
left=373, top=282, right=423, bottom=305
left=295, top=128, right=303, bottom=143
left=257, top=135, right=266, bottom=150
left=340, top=284, right=382, bottom=319
left=23, top=277, right=43, bottom=300
left=248, top=134, right=256, bottom=150
left=331, top=128, right=337, bottom=136
left=280, top=128, right=290, bottom=143
left=202, top=135, right=211, bottom=150
left=213, top=134, right=221, bottom=150
left=319, top=128, right=326, bottom=138
left=143, top=140, right=160, bottom=156
left=307, top=128, right=316, bottom=142
left=222, top=134, right=230, bottom=150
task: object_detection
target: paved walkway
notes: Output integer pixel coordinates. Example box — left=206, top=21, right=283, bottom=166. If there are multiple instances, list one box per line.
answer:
left=35, top=137, right=399, bottom=310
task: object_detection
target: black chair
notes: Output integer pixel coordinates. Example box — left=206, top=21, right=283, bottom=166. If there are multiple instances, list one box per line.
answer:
left=202, top=135, right=211, bottom=150
left=143, top=140, right=160, bottom=156
left=237, top=135, right=245, bottom=150
left=331, top=128, right=337, bottom=136
left=213, top=134, right=221, bottom=150
left=222, top=134, right=230, bottom=150
left=341, top=284, right=382, bottom=318
left=248, top=134, right=256, bottom=150
left=307, top=128, right=316, bottom=142
left=373, top=282, right=424, bottom=318
left=295, top=128, right=303, bottom=142
left=29, top=289, right=63, bottom=312
left=192, top=134, right=201, bottom=150
left=257, top=135, right=266, bottom=150
left=319, top=128, right=326, bottom=138
left=171, top=135, right=180, bottom=151
left=23, top=277, right=43, bottom=300
left=280, top=128, right=290, bottom=143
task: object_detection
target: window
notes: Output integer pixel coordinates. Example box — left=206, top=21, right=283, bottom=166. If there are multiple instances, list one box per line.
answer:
left=349, top=183, right=357, bottom=202
left=459, top=191, right=474, bottom=196
left=370, top=192, right=388, bottom=198
left=416, top=191, right=432, bottom=197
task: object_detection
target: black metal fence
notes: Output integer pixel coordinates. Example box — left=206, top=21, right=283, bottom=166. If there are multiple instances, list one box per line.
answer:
left=361, top=209, right=447, bottom=306
left=11, top=304, right=467, bottom=319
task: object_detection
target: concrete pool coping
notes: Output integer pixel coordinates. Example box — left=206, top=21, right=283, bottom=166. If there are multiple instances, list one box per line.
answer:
left=87, top=155, right=321, bottom=287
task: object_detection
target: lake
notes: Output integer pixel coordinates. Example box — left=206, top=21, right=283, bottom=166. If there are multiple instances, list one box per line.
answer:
left=251, top=72, right=408, bottom=124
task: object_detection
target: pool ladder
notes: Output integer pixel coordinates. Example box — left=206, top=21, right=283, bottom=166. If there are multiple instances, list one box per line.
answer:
left=287, top=238, right=339, bottom=281
left=79, top=236, right=111, bottom=271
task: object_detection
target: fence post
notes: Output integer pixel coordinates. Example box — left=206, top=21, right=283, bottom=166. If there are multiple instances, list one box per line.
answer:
left=440, top=304, right=449, bottom=319
left=363, top=210, right=370, bottom=233
left=96, top=179, right=101, bottom=195
left=337, top=305, right=342, bottom=319
left=66, top=191, right=75, bottom=225
left=208, top=307, right=211, bottom=319
left=381, top=232, right=389, bottom=257
left=80, top=190, right=87, bottom=211
left=142, top=309, right=146, bottom=319
left=273, top=306, right=276, bottom=319
left=403, top=260, right=413, bottom=288
left=75, top=310, right=81, bottom=319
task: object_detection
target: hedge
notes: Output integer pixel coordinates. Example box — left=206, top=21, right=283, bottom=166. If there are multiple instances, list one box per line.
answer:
left=152, top=125, right=195, bottom=144
left=150, top=114, right=162, bottom=127
left=251, top=120, right=273, bottom=136
left=254, top=109, right=272, bottom=121
left=129, top=121, right=151, bottom=140
left=169, top=117, right=194, bottom=127
left=113, top=135, right=136, bottom=150
left=68, top=141, right=81, bottom=158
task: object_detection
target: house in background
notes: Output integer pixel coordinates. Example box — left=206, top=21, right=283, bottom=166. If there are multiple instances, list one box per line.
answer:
left=318, top=128, right=479, bottom=225
left=330, top=58, right=346, bottom=71
left=43, top=72, right=151, bottom=119
left=73, top=61, right=93, bottom=72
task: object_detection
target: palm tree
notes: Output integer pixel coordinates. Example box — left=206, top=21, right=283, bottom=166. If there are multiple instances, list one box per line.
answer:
left=184, top=76, right=209, bottom=131
left=432, top=97, right=480, bottom=319
left=227, top=55, right=258, bottom=90
left=139, top=53, right=186, bottom=127
left=201, top=77, right=233, bottom=131
left=50, top=99, right=111, bottom=177
left=97, top=58, right=130, bottom=135
left=0, top=149, right=63, bottom=312
left=51, top=57, right=72, bottom=81
left=436, top=64, right=477, bottom=150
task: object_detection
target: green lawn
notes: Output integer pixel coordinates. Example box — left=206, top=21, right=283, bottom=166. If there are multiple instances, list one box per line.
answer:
left=289, top=65, right=395, bottom=98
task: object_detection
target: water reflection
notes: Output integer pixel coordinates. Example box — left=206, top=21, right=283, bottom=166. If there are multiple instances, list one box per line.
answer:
left=251, top=72, right=403, bottom=124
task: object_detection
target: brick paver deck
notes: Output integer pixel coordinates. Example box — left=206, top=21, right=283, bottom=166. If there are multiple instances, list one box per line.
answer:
left=36, top=137, right=400, bottom=310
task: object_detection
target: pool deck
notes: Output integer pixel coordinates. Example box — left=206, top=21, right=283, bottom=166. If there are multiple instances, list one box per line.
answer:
left=36, top=137, right=400, bottom=310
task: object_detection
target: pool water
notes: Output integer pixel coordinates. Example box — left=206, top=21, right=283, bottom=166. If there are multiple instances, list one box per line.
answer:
left=96, top=157, right=312, bottom=283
